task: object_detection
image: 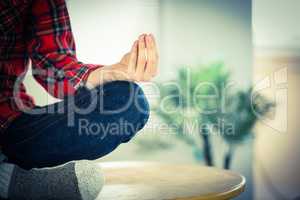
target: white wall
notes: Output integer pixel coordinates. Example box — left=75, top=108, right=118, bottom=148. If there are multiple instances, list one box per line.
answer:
left=254, top=0, right=300, bottom=49
left=159, top=0, right=253, bottom=87
left=253, top=0, right=300, bottom=199
left=67, top=0, right=160, bottom=65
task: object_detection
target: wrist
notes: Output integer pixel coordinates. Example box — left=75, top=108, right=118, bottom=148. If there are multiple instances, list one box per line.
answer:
left=86, top=65, right=114, bottom=88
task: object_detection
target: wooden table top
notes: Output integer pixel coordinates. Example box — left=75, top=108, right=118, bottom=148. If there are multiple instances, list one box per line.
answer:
left=97, top=162, right=245, bottom=200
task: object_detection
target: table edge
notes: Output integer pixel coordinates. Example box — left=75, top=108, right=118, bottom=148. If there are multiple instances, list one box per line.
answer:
left=175, top=175, right=246, bottom=200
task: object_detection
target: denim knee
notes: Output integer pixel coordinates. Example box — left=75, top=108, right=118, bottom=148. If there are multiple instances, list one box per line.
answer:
left=95, top=81, right=150, bottom=142
left=115, top=81, right=150, bottom=142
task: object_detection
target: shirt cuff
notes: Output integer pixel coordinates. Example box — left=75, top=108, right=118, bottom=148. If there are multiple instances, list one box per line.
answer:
left=74, top=64, right=103, bottom=89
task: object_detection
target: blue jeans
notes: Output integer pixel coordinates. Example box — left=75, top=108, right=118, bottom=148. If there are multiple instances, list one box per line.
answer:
left=0, top=81, right=150, bottom=170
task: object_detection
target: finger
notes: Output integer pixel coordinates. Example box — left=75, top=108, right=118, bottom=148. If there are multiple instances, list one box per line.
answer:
left=136, top=34, right=147, bottom=80
left=151, top=34, right=159, bottom=58
left=149, top=34, right=159, bottom=76
left=128, top=40, right=138, bottom=76
left=144, top=35, right=155, bottom=80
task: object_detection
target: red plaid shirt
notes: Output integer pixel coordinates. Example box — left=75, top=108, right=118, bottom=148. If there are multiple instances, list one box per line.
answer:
left=0, top=0, right=102, bottom=133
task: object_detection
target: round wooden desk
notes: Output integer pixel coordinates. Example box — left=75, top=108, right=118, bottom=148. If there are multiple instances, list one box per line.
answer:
left=97, top=162, right=245, bottom=200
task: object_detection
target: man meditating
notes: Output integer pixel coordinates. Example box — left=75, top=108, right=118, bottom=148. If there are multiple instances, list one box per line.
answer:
left=0, top=0, right=158, bottom=199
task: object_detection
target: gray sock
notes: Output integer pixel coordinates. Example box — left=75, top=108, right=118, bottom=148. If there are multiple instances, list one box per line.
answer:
left=5, top=160, right=104, bottom=200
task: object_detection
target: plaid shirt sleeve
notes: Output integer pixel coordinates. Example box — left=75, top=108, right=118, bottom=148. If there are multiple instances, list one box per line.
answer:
left=26, top=0, right=102, bottom=98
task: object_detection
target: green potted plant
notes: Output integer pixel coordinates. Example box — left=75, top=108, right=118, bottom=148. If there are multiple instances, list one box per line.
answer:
left=139, top=63, right=274, bottom=169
